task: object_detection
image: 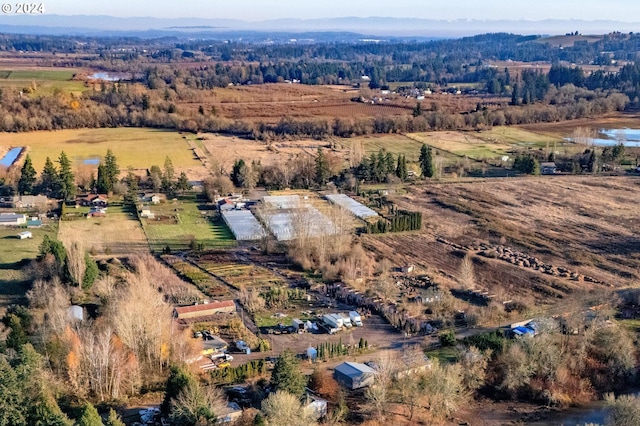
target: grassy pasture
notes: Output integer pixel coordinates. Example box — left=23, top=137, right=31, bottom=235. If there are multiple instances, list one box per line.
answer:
left=0, top=128, right=204, bottom=177
left=141, top=195, right=235, bottom=252
left=0, top=223, right=58, bottom=314
left=57, top=203, right=149, bottom=256
left=199, top=262, right=283, bottom=290
left=0, top=68, right=86, bottom=96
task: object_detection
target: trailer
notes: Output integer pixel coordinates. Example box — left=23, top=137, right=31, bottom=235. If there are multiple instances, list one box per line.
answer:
left=322, top=314, right=343, bottom=329
left=349, top=311, right=363, bottom=327
left=292, top=318, right=306, bottom=332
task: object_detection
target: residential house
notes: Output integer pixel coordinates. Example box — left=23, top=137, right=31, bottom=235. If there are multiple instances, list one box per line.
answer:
left=142, top=193, right=161, bottom=204
left=9, top=195, right=48, bottom=209
left=333, top=362, right=376, bottom=390
left=76, top=194, right=108, bottom=207
left=0, top=213, right=27, bottom=226
left=173, top=300, right=236, bottom=320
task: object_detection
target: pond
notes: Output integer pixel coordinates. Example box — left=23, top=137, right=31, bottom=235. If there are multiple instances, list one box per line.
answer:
left=0, top=147, right=23, bottom=167
left=567, top=128, right=640, bottom=146
left=83, top=157, right=101, bottom=165
left=89, top=72, right=124, bottom=81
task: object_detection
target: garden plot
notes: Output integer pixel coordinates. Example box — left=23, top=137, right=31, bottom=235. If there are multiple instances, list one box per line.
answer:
left=198, top=262, right=284, bottom=290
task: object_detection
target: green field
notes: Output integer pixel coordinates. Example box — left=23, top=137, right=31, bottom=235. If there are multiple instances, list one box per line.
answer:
left=0, top=128, right=204, bottom=174
left=0, top=223, right=58, bottom=312
left=142, top=195, right=236, bottom=251
left=0, top=68, right=86, bottom=96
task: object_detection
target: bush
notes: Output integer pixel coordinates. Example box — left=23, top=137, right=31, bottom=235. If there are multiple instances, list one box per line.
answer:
left=439, top=330, right=456, bottom=347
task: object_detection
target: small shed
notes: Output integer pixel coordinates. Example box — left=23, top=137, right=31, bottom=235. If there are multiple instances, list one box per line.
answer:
left=67, top=305, right=84, bottom=321
left=306, top=347, right=318, bottom=361
left=17, top=231, right=32, bottom=239
left=217, top=402, right=242, bottom=424
left=140, top=209, right=155, bottom=219
left=303, top=393, right=328, bottom=420
left=333, top=362, right=376, bottom=390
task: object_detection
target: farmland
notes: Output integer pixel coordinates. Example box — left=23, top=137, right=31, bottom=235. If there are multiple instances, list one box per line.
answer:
left=141, top=195, right=235, bottom=252
left=0, top=67, right=86, bottom=96
left=364, top=176, right=640, bottom=309
left=57, top=203, right=149, bottom=257
left=0, top=128, right=205, bottom=179
left=0, top=222, right=58, bottom=314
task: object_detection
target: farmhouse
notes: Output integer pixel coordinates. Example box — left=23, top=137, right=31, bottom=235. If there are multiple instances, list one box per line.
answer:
left=173, top=300, right=236, bottom=320
left=76, top=194, right=108, bottom=207
left=0, top=213, right=27, bottom=226
left=333, top=362, right=376, bottom=390
left=7, top=195, right=48, bottom=209
left=142, top=193, right=161, bottom=204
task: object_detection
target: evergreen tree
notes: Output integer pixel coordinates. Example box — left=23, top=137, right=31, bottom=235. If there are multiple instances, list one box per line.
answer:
left=315, top=147, right=330, bottom=186
left=17, top=154, right=36, bottom=195
left=57, top=151, right=75, bottom=200
left=412, top=101, right=423, bottom=117
left=104, top=410, right=125, bottom=426
left=76, top=403, right=103, bottom=426
left=82, top=253, right=99, bottom=290
left=587, top=150, right=597, bottom=173
left=270, top=349, right=307, bottom=397
left=96, top=163, right=109, bottom=194
left=384, top=151, right=394, bottom=175
left=161, top=366, right=194, bottom=415
left=39, top=157, right=60, bottom=197
left=104, top=149, right=119, bottom=192
left=419, top=144, right=434, bottom=178
left=175, top=172, right=192, bottom=193
left=231, top=159, right=245, bottom=187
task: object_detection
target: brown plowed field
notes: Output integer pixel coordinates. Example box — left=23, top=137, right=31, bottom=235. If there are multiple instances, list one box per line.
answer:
left=365, top=175, right=640, bottom=305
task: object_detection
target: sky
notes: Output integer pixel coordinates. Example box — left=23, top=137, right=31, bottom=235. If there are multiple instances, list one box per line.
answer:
left=48, top=0, right=639, bottom=22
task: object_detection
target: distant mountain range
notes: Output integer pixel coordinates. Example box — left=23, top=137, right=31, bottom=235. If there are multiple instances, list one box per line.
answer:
left=0, top=15, right=638, bottom=38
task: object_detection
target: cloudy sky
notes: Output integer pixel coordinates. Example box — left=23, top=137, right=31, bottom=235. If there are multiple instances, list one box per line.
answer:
left=49, top=0, right=635, bottom=21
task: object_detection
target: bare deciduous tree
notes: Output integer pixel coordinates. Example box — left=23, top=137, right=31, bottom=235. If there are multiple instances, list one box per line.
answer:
left=458, top=254, right=476, bottom=290
left=261, top=390, right=317, bottom=426
left=170, top=382, right=227, bottom=425
left=240, top=287, right=266, bottom=314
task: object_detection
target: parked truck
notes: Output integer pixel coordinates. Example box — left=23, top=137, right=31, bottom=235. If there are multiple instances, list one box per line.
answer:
left=349, top=311, right=363, bottom=327
left=340, top=313, right=353, bottom=328
left=322, top=313, right=343, bottom=329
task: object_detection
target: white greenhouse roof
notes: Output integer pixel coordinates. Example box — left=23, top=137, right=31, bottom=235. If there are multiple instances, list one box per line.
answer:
left=325, top=194, right=378, bottom=219
left=221, top=210, right=266, bottom=241
left=258, top=195, right=337, bottom=241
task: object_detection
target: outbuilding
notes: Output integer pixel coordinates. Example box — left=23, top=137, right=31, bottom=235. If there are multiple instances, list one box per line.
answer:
left=173, top=300, right=236, bottom=320
left=17, top=231, right=32, bottom=239
left=333, top=362, right=376, bottom=390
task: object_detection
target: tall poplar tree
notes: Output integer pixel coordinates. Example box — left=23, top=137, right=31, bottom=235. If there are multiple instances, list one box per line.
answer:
left=419, top=144, right=434, bottom=178
left=104, top=149, right=119, bottom=192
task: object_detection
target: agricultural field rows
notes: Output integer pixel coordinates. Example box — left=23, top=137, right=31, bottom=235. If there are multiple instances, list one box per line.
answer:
left=198, top=262, right=283, bottom=289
